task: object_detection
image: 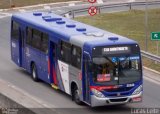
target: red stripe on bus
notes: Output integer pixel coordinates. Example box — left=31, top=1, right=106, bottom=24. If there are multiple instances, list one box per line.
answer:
left=90, top=85, right=118, bottom=91
left=48, top=59, right=50, bottom=75
left=53, top=65, right=57, bottom=85
left=48, top=58, right=58, bottom=85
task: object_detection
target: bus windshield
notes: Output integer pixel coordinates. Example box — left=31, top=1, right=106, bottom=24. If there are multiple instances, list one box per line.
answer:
left=91, top=55, right=141, bottom=85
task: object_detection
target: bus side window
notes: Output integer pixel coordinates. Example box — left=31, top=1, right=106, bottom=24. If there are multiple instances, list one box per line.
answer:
left=32, top=29, right=41, bottom=50
left=26, top=27, right=32, bottom=46
left=11, top=21, right=19, bottom=40
left=60, top=41, right=71, bottom=64
left=41, top=33, right=49, bottom=54
left=71, top=45, right=81, bottom=69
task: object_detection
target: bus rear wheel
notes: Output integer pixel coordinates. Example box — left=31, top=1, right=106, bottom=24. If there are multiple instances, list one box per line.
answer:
left=73, top=87, right=83, bottom=105
left=31, top=64, right=39, bottom=82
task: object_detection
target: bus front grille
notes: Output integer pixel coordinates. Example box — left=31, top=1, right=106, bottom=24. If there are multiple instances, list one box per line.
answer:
left=105, top=87, right=133, bottom=92
left=109, top=98, right=128, bottom=103
left=106, top=92, right=129, bottom=97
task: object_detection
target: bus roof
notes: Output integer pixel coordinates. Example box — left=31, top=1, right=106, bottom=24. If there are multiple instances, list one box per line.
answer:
left=12, top=12, right=138, bottom=50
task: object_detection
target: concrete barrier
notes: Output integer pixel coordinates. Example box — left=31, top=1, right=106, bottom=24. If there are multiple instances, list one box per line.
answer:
left=0, top=92, right=35, bottom=114
left=0, top=79, right=57, bottom=114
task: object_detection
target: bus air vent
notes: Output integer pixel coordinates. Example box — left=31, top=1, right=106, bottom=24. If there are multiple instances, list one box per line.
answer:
left=84, top=32, right=104, bottom=37
left=44, top=17, right=62, bottom=22
left=42, top=16, right=51, bottom=19
left=108, top=37, right=119, bottom=41
left=76, top=28, right=86, bottom=32
left=56, top=20, right=66, bottom=24
left=66, top=24, right=76, bottom=28
left=33, top=12, right=42, bottom=16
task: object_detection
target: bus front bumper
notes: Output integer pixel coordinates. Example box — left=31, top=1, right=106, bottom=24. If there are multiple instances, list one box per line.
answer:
left=91, top=92, right=142, bottom=107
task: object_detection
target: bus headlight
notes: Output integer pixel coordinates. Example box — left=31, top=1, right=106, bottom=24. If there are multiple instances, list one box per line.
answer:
left=132, top=85, right=142, bottom=95
left=91, top=88, right=105, bottom=98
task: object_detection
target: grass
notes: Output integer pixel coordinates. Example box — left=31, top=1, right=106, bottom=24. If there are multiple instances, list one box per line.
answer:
left=143, top=57, right=160, bottom=72
left=0, top=0, right=77, bottom=9
left=75, top=9, right=160, bottom=72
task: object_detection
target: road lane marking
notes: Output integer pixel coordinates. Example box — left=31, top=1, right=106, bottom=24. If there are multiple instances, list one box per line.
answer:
left=0, top=16, right=10, bottom=19
left=143, top=66, right=160, bottom=75
left=44, top=6, right=51, bottom=10
left=1, top=1, right=80, bottom=11
left=19, top=9, right=26, bottom=12
left=0, top=78, right=57, bottom=108
left=9, top=83, right=57, bottom=108
left=0, top=12, right=12, bottom=19
left=128, top=0, right=135, bottom=2
left=144, top=76, right=160, bottom=85
left=69, top=3, right=75, bottom=6
left=97, top=0, right=104, bottom=4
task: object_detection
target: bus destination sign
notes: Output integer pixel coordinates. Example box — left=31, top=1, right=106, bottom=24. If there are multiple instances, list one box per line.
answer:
left=102, top=46, right=130, bottom=54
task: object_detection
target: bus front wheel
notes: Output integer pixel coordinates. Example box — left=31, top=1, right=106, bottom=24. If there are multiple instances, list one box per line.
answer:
left=31, top=64, right=39, bottom=82
left=74, top=87, right=83, bottom=105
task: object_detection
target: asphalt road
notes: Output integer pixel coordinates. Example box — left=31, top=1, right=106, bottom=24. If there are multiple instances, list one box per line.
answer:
left=0, top=17, right=160, bottom=114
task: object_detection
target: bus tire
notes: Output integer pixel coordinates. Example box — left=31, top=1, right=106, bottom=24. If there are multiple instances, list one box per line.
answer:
left=73, top=87, right=83, bottom=105
left=31, top=64, right=39, bottom=82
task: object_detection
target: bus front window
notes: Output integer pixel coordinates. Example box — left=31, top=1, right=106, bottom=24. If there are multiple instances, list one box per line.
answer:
left=92, top=55, right=141, bottom=85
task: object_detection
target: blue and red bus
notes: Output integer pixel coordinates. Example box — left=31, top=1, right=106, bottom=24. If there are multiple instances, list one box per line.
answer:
left=11, top=12, right=143, bottom=107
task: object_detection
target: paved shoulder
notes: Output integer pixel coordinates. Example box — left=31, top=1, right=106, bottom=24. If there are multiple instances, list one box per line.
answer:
left=0, top=78, right=57, bottom=114
left=143, top=67, right=160, bottom=85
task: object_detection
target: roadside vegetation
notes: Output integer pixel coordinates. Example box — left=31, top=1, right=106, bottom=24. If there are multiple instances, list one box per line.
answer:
left=75, top=9, right=160, bottom=72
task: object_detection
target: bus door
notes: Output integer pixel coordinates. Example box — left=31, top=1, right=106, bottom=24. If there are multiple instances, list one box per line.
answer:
left=83, top=53, right=91, bottom=103
left=11, top=21, right=22, bottom=67
left=19, top=26, right=26, bottom=68
left=40, top=33, right=50, bottom=83
left=50, top=41, right=58, bottom=85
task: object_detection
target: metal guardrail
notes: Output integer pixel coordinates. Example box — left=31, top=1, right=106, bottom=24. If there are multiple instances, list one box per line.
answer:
left=61, top=0, right=160, bottom=18
left=141, top=51, right=160, bottom=63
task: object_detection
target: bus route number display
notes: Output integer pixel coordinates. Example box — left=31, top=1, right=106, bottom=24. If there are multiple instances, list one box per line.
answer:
left=102, top=47, right=130, bottom=54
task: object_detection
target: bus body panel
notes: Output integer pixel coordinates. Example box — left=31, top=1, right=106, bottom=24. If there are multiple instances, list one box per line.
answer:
left=82, top=52, right=92, bottom=104
left=56, top=61, right=66, bottom=91
left=57, top=60, right=70, bottom=94
left=69, top=65, right=83, bottom=99
left=25, top=46, right=41, bottom=75
left=11, top=39, right=20, bottom=66
left=40, top=53, right=50, bottom=83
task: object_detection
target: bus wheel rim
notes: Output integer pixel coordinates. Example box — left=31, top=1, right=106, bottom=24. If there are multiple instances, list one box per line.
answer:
left=75, top=90, right=80, bottom=101
left=33, top=68, right=36, bottom=79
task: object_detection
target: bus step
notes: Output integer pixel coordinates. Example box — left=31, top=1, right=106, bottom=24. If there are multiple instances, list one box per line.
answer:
left=51, top=84, right=59, bottom=90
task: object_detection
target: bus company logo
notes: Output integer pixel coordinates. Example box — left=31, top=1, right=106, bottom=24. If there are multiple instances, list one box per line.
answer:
left=78, top=72, right=82, bottom=80
left=26, top=47, right=30, bottom=57
left=11, top=42, right=16, bottom=48
left=117, top=93, right=121, bottom=96
left=61, top=64, right=67, bottom=72
left=62, top=66, right=64, bottom=72
left=112, top=57, right=117, bottom=63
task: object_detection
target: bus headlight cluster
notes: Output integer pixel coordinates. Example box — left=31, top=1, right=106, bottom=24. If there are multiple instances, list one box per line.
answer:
left=132, top=85, right=142, bottom=95
left=91, top=88, right=105, bottom=98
